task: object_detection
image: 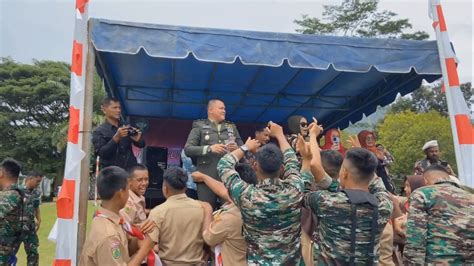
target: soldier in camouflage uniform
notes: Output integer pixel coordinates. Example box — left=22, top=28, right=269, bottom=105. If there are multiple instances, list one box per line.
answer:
left=413, top=140, right=455, bottom=176
left=404, top=164, right=474, bottom=264
left=19, top=172, right=43, bottom=266
left=0, top=158, right=24, bottom=265
left=305, top=148, right=393, bottom=265
left=185, top=99, right=243, bottom=208
left=218, top=122, right=321, bottom=265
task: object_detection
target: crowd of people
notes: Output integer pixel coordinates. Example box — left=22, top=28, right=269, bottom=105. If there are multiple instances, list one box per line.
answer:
left=1, top=97, right=473, bottom=266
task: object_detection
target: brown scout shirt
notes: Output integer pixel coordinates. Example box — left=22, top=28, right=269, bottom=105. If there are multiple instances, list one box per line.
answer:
left=120, top=189, right=147, bottom=224
left=79, top=207, right=130, bottom=266
left=149, top=194, right=205, bottom=265
left=202, top=203, right=246, bottom=266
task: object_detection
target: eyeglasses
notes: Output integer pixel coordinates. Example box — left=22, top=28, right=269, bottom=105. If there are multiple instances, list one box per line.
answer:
left=300, top=122, right=308, bottom=128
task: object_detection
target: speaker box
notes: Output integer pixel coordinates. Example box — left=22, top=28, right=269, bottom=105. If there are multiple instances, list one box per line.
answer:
left=144, top=188, right=166, bottom=209
left=143, top=146, right=168, bottom=208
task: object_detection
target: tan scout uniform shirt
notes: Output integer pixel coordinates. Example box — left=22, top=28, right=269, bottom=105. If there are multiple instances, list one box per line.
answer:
left=120, top=189, right=147, bottom=224
left=203, top=203, right=246, bottom=266
left=79, top=207, right=130, bottom=266
left=149, top=194, right=205, bottom=265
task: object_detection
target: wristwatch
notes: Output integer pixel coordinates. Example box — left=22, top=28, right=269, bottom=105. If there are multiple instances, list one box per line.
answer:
left=207, top=146, right=212, bottom=154
left=240, top=145, right=249, bottom=153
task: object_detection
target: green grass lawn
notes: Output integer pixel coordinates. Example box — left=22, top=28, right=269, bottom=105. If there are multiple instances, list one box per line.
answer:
left=16, top=201, right=97, bottom=265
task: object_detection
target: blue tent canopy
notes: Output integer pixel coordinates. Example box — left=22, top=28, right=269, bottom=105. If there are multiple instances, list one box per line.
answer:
left=90, top=18, right=441, bottom=129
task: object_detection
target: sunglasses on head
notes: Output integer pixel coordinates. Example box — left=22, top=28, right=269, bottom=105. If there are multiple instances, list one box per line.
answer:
left=300, top=122, right=308, bottom=127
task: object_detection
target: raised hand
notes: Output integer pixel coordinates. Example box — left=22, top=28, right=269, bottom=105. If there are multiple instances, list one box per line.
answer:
left=267, top=121, right=284, bottom=138
left=245, top=137, right=261, bottom=154
left=348, top=135, right=361, bottom=148
left=308, top=117, right=323, bottom=137
left=296, top=134, right=312, bottom=160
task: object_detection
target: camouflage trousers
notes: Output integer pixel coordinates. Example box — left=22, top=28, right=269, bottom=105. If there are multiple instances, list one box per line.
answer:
left=0, top=236, right=21, bottom=265
left=19, top=230, right=39, bottom=266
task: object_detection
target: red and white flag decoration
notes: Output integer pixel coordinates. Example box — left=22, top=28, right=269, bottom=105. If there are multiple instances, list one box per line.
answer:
left=49, top=0, right=89, bottom=265
left=429, top=0, right=474, bottom=187
left=121, top=220, right=163, bottom=266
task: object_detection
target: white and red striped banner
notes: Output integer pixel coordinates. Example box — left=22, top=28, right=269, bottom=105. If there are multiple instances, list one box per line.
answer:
left=49, top=0, right=90, bottom=265
left=429, top=0, right=474, bottom=187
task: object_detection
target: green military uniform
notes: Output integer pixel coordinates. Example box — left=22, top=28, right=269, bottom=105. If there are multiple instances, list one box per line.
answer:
left=413, top=158, right=454, bottom=176
left=305, top=176, right=393, bottom=265
left=0, top=183, right=24, bottom=265
left=218, top=148, right=316, bottom=265
left=184, top=119, right=243, bottom=208
left=19, top=186, right=41, bottom=266
left=404, top=180, right=474, bottom=264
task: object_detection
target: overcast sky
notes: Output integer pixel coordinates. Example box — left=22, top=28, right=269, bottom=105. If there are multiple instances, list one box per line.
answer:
left=0, top=0, right=472, bottom=82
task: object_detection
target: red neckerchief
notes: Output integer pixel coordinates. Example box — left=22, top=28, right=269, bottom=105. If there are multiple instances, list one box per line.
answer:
left=94, top=210, right=159, bottom=265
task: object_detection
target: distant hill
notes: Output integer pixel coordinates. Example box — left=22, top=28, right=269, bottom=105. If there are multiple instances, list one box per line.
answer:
left=345, top=105, right=390, bottom=134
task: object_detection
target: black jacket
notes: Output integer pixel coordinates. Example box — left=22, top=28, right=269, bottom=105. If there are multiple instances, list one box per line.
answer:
left=92, top=121, right=145, bottom=170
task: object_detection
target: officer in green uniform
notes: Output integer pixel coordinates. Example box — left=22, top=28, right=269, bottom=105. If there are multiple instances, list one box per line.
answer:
left=20, top=171, right=43, bottom=266
left=184, top=99, right=243, bottom=208
left=0, top=158, right=23, bottom=266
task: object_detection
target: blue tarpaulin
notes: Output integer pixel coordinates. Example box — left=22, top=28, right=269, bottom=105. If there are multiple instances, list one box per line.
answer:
left=90, top=18, right=442, bottom=129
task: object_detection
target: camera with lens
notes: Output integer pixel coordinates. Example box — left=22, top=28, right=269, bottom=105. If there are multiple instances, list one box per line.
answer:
left=120, top=118, right=139, bottom=137
left=127, top=127, right=138, bottom=137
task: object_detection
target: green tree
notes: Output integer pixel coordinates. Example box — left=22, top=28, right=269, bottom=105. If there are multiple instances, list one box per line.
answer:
left=389, top=82, right=473, bottom=115
left=0, top=58, right=104, bottom=186
left=294, top=0, right=429, bottom=40
left=0, top=58, right=70, bottom=177
left=377, top=110, right=456, bottom=177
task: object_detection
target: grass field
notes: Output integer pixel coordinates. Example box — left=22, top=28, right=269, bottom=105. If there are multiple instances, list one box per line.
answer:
left=16, top=201, right=97, bottom=265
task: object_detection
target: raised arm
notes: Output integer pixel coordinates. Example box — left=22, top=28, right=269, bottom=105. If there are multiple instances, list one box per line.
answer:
left=308, top=118, right=327, bottom=183
left=218, top=137, right=260, bottom=206
left=295, top=134, right=315, bottom=192
left=303, top=117, right=334, bottom=191
left=268, top=122, right=299, bottom=173
left=192, top=171, right=231, bottom=203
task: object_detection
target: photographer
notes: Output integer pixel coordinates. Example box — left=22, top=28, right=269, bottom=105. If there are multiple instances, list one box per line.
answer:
left=92, top=97, right=145, bottom=170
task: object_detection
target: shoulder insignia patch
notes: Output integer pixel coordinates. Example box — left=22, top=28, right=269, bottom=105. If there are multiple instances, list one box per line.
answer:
left=111, top=247, right=121, bottom=259
left=110, top=240, right=121, bottom=259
